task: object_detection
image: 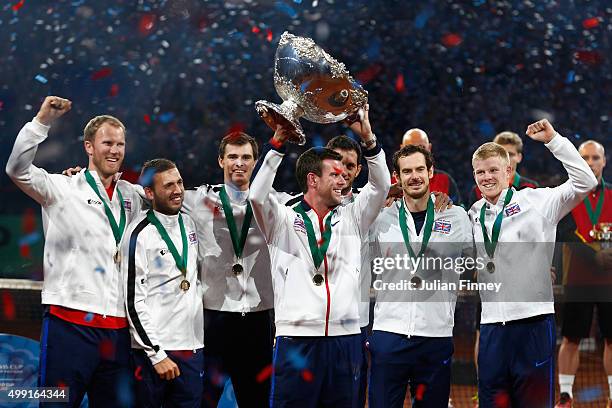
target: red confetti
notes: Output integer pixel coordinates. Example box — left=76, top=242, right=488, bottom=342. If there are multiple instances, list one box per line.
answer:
left=494, top=391, right=510, bottom=408
left=98, top=339, right=115, bottom=360
left=582, top=17, right=599, bottom=29
left=226, top=122, right=246, bottom=134
left=301, top=369, right=313, bottom=382
left=256, top=364, right=273, bottom=383
left=91, top=67, right=113, bottom=81
left=143, top=114, right=151, bottom=125
left=1, top=291, right=16, bottom=320
left=134, top=365, right=143, bottom=381
left=441, top=33, right=463, bottom=47
left=109, top=84, right=119, bottom=97
left=12, top=0, right=25, bottom=12
left=415, top=383, right=426, bottom=400
left=19, top=244, right=30, bottom=258
left=0, top=101, right=3, bottom=110
left=575, top=50, right=603, bottom=65
left=355, top=63, right=383, bottom=85
left=395, top=73, right=405, bottom=93
left=139, top=14, right=156, bottom=35
left=252, top=26, right=260, bottom=34
left=266, top=29, right=273, bottom=42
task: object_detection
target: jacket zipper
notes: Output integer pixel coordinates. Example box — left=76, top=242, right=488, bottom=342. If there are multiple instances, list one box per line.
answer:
left=318, top=214, right=331, bottom=337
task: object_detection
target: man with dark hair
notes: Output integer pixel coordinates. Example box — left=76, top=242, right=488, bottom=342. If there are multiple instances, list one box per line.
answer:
left=123, top=159, right=203, bottom=407
left=401, top=128, right=462, bottom=206
left=6, top=96, right=144, bottom=407
left=368, top=144, right=471, bottom=407
left=250, top=105, right=391, bottom=407
left=182, top=131, right=275, bottom=408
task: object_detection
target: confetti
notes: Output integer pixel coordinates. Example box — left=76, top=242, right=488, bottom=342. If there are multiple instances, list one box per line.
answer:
left=395, top=73, right=405, bottom=93
left=98, top=339, right=115, bottom=360
left=91, top=67, right=113, bottom=80
left=34, top=74, right=48, bottom=84
left=256, top=364, right=273, bottom=383
left=582, top=17, right=599, bottom=29
left=143, top=114, right=152, bottom=125
left=109, top=84, right=120, bottom=96
left=300, top=369, right=313, bottom=382
left=1, top=291, right=16, bottom=320
left=12, top=0, right=25, bottom=12
left=441, top=33, right=463, bottom=47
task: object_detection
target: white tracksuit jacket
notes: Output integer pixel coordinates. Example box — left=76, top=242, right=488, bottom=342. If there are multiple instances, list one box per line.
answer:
left=370, top=196, right=473, bottom=337
left=5, top=119, right=143, bottom=317
left=123, top=210, right=203, bottom=365
left=249, top=142, right=391, bottom=336
left=468, top=133, right=597, bottom=324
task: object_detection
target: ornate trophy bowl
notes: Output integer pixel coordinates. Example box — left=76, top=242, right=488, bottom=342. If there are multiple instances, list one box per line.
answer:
left=255, top=31, right=368, bottom=145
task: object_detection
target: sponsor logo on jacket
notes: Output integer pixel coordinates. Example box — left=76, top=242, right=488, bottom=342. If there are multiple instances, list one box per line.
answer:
left=87, top=198, right=102, bottom=205
left=433, top=219, right=452, bottom=234
left=505, top=203, right=521, bottom=217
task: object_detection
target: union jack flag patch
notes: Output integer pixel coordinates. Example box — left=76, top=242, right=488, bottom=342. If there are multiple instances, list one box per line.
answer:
left=293, top=216, right=307, bottom=235
left=123, top=198, right=132, bottom=211
left=433, top=220, right=452, bottom=234
left=504, top=203, right=521, bottom=217
left=188, top=231, right=198, bottom=244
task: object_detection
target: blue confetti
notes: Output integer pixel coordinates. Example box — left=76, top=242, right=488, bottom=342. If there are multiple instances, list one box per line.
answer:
left=565, top=70, right=575, bottom=84
left=94, top=266, right=105, bottom=274
left=287, top=348, right=307, bottom=370
left=18, top=232, right=41, bottom=246
left=84, top=313, right=94, bottom=322
left=34, top=75, right=48, bottom=84
left=414, top=8, right=433, bottom=29
left=275, top=1, right=298, bottom=19
left=159, top=112, right=175, bottom=123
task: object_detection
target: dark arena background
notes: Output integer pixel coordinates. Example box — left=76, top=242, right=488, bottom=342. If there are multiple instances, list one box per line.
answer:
left=0, top=0, right=610, bottom=407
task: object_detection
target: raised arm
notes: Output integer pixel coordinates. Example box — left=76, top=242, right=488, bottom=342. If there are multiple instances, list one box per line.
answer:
left=524, top=119, right=598, bottom=224
left=348, top=105, right=391, bottom=235
left=6, top=96, right=72, bottom=206
left=249, top=126, right=291, bottom=242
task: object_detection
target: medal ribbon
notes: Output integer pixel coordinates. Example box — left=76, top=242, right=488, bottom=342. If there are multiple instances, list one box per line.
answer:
left=84, top=170, right=126, bottom=245
left=146, top=210, right=188, bottom=276
left=293, top=203, right=333, bottom=270
left=479, top=189, right=514, bottom=258
left=584, top=178, right=605, bottom=227
left=398, top=197, right=435, bottom=259
left=219, top=186, right=253, bottom=260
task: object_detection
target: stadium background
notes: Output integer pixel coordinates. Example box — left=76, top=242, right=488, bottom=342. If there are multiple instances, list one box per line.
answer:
left=0, top=0, right=610, bottom=406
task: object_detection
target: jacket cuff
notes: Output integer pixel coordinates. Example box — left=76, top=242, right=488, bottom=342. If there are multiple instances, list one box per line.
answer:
left=363, top=141, right=382, bottom=158
left=148, top=349, right=168, bottom=365
left=544, top=132, right=562, bottom=151
left=268, top=137, right=288, bottom=154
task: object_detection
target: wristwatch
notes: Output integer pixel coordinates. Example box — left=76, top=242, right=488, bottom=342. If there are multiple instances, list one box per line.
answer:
left=360, top=134, right=377, bottom=149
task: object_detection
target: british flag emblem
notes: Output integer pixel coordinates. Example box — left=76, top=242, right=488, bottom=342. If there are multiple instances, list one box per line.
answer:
left=505, top=203, right=521, bottom=217
left=293, top=216, right=307, bottom=235
left=123, top=198, right=132, bottom=211
left=188, top=231, right=198, bottom=244
left=433, top=220, right=452, bottom=234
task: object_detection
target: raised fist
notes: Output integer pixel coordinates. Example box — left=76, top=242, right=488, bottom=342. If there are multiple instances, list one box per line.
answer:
left=35, top=96, right=72, bottom=126
left=525, top=119, right=556, bottom=143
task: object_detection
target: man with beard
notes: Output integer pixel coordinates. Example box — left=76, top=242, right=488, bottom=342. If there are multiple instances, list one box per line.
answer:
left=469, top=119, right=597, bottom=407
left=367, top=145, right=472, bottom=407
left=6, top=96, right=143, bottom=407
left=250, top=105, right=391, bottom=407
left=401, top=128, right=462, bottom=206
left=123, top=159, right=203, bottom=407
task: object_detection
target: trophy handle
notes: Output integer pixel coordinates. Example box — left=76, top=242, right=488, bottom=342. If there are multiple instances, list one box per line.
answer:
left=255, top=100, right=306, bottom=145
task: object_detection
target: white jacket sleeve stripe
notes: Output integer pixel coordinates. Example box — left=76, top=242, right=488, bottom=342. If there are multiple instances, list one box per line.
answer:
left=126, top=218, right=160, bottom=354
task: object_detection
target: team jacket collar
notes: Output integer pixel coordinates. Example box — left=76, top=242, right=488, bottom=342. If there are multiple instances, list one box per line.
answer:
left=299, top=198, right=337, bottom=222
left=152, top=209, right=180, bottom=227
left=398, top=194, right=435, bottom=235
left=485, top=187, right=516, bottom=209
left=223, top=182, right=249, bottom=204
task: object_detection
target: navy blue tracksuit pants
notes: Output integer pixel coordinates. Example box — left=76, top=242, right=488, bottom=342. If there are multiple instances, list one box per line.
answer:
left=270, top=334, right=362, bottom=408
left=202, top=309, right=273, bottom=408
left=131, top=348, right=204, bottom=408
left=38, top=311, right=133, bottom=408
left=478, top=314, right=555, bottom=408
left=367, top=331, right=453, bottom=408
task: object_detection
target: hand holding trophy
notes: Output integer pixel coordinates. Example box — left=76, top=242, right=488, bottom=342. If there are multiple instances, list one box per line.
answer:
left=255, top=32, right=368, bottom=145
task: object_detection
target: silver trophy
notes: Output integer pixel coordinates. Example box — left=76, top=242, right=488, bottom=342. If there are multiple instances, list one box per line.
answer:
left=255, top=31, right=368, bottom=145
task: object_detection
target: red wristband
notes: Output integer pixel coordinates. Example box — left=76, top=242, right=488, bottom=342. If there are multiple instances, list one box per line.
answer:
left=269, top=137, right=284, bottom=149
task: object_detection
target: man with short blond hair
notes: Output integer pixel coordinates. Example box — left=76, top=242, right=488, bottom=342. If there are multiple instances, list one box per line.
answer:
left=469, top=119, right=597, bottom=407
left=6, top=96, right=143, bottom=407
